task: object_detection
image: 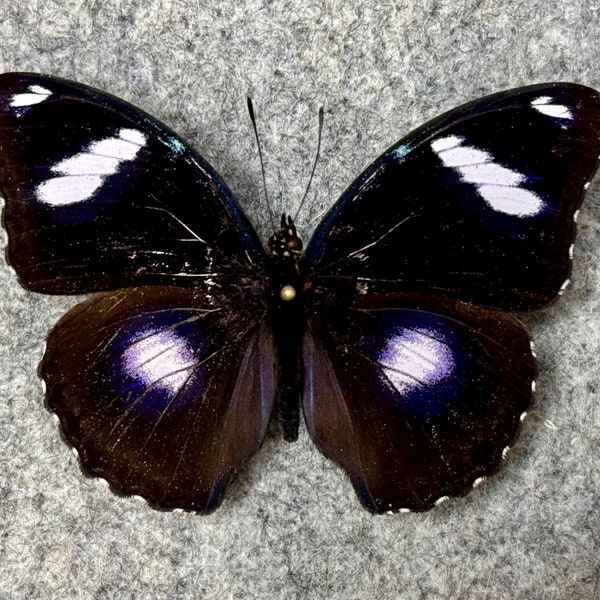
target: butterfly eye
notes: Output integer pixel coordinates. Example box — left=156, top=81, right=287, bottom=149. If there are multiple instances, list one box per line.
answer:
left=287, top=234, right=303, bottom=252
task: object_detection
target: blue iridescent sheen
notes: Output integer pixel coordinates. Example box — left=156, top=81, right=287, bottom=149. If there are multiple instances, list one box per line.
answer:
left=356, top=310, right=470, bottom=419
left=106, top=309, right=210, bottom=417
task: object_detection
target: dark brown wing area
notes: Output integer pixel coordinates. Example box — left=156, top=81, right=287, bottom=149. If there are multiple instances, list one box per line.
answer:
left=302, top=294, right=535, bottom=512
left=41, top=286, right=275, bottom=512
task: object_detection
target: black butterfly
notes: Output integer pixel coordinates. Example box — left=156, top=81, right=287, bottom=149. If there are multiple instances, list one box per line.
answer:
left=1, top=73, right=599, bottom=513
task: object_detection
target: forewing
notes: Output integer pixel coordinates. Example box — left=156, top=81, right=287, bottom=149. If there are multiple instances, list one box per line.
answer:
left=302, top=294, right=535, bottom=512
left=0, top=72, right=265, bottom=294
left=304, top=83, right=600, bottom=311
left=41, top=286, right=275, bottom=512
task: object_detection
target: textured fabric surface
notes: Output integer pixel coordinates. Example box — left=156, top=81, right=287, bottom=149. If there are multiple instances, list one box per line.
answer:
left=0, top=1, right=599, bottom=598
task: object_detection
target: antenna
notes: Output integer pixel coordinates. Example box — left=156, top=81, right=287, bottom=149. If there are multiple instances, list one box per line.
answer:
left=293, top=106, right=324, bottom=223
left=247, top=97, right=276, bottom=232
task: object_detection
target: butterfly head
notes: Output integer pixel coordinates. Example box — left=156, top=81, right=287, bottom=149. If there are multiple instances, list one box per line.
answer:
left=268, top=214, right=303, bottom=260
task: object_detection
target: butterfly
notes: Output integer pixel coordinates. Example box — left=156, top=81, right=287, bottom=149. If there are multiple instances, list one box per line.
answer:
left=1, top=73, right=599, bottom=514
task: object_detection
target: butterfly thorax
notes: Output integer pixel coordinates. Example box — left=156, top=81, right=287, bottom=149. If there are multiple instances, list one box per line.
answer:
left=267, top=214, right=305, bottom=442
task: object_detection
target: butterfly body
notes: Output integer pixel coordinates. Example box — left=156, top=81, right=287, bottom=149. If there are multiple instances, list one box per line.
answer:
left=267, top=215, right=306, bottom=442
left=1, top=73, right=599, bottom=513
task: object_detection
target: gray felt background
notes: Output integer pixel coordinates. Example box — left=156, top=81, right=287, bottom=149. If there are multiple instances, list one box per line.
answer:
left=0, top=1, right=599, bottom=599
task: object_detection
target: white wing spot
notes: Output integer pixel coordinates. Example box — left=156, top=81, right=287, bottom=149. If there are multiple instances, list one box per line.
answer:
left=531, top=96, right=573, bottom=120
left=431, top=135, right=544, bottom=217
left=121, top=328, right=196, bottom=394
left=478, top=185, right=542, bottom=216
left=430, top=135, right=463, bottom=153
left=37, top=175, right=104, bottom=206
left=559, top=277, right=570, bottom=294
left=36, top=127, right=147, bottom=206
left=118, top=128, right=146, bottom=146
left=530, top=340, right=537, bottom=358
left=436, top=144, right=491, bottom=167
left=457, top=163, right=522, bottom=186
left=52, top=153, right=121, bottom=176
left=10, top=84, right=51, bottom=107
left=379, top=328, right=454, bottom=396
